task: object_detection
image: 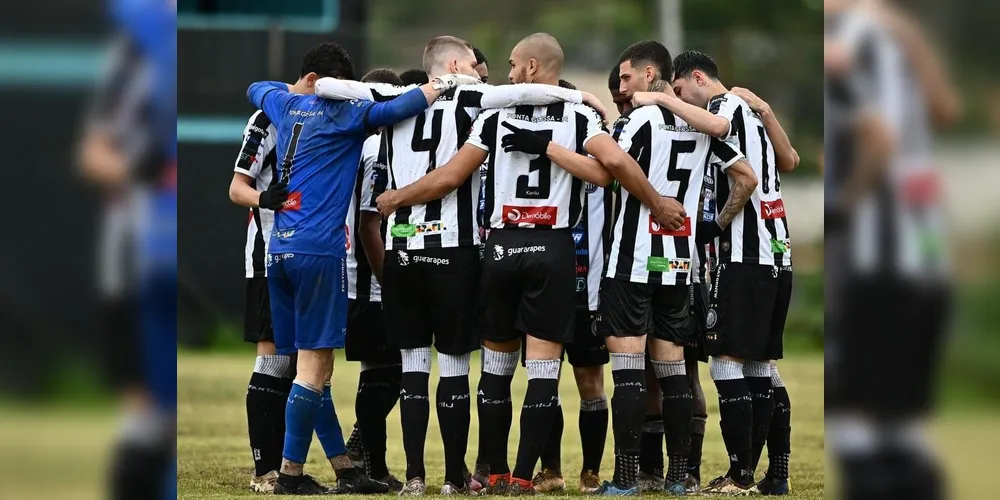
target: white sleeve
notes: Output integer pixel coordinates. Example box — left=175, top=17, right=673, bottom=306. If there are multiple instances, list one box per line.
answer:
left=358, top=136, right=382, bottom=212
left=465, top=109, right=501, bottom=152
left=234, top=111, right=271, bottom=177
left=475, top=83, right=584, bottom=109
left=314, top=78, right=414, bottom=102
left=706, top=94, right=737, bottom=141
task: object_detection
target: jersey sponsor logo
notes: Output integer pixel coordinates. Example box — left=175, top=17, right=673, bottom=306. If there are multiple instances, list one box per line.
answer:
left=575, top=264, right=588, bottom=275
left=281, top=192, right=302, bottom=211
left=649, top=215, right=692, bottom=237
left=505, top=112, right=564, bottom=123
left=413, top=255, right=450, bottom=266
left=390, top=221, right=449, bottom=238
left=706, top=308, right=718, bottom=329
left=572, top=230, right=585, bottom=245
left=584, top=182, right=599, bottom=194
left=770, top=238, right=791, bottom=253
left=646, top=256, right=691, bottom=273
left=266, top=253, right=295, bottom=267
left=575, top=277, right=587, bottom=292
left=238, top=151, right=258, bottom=166
left=760, top=199, right=786, bottom=219
left=249, top=125, right=269, bottom=138
left=576, top=248, right=588, bottom=256
left=493, top=244, right=505, bottom=261
left=504, top=245, right=547, bottom=258
left=503, top=205, right=557, bottom=225
left=397, top=250, right=410, bottom=266
left=274, top=228, right=296, bottom=239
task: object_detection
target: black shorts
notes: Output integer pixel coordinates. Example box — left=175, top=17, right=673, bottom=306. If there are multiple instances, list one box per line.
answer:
left=382, top=246, right=480, bottom=355
left=704, top=263, right=792, bottom=361
left=345, top=299, right=401, bottom=364
left=243, top=277, right=274, bottom=343
left=599, top=278, right=693, bottom=345
left=479, top=229, right=577, bottom=344
left=566, top=311, right=609, bottom=367
left=685, top=282, right=711, bottom=363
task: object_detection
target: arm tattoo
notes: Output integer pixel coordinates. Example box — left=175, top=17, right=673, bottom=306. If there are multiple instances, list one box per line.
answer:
left=718, top=180, right=754, bottom=228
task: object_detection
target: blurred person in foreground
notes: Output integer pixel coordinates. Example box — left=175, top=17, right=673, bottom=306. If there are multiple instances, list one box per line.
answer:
left=76, top=0, right=177, bottom=499
left=246, top=42, right=477, bottom=495
left=825, top=0, right=961, bottom=498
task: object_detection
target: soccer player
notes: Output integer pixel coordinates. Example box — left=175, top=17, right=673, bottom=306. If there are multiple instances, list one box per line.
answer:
left=342, top=68, right=408, bottom=492
left=400, top=69, right=430, bottom=86
left=314, top=35, right=600, bottom=495
left=473, top=47, right=490, bottom=83
left=228, top=64, right=293, bottom=493
left=377, top=32, right=686, bottom=495
left=531, top=79, right=610, bottom=495
left=246, top=41, right=474, bottom=495
left=603, top=40, right=749, bottom=496
left=655, top=49, right=797, bottom=494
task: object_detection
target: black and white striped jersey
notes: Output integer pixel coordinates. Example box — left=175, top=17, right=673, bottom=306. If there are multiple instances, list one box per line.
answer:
left=574, top=183, right=614, bottom=311
left=346, top=134, right=387, bottom=301
left=234, top=110, right=278, bottom=278
left=709, top=93, right=793, bottom=267
left=467, top=103, right=606, bottom=230
left=314, top=79, right=587, bottom=250
left=691, top=165, right=717, bottom=284
left=606, top=105, right=742, bottom=286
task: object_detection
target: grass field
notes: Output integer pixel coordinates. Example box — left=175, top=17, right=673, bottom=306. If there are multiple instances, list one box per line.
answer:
left=178, top=351, right=825, bottom=499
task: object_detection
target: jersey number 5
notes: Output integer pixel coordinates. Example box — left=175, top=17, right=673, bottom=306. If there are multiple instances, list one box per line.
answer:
left=516, top=130, right=554, bottom=199
left=667, top=140, right=697, bottom=203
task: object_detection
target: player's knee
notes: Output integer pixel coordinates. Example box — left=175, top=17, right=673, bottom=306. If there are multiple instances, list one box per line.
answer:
left=524, top=335, right=562, bottom=360
left=573, top=365, right=605, bottom=400
left=605, top=334, right=646, bottom=354
left=256, top=340, right=276, bottom=356
left=295, top=349, right=334, bottom=388
left=648, top=338, right=684, bottom=361
left=484, top=338, right=520, bottom=353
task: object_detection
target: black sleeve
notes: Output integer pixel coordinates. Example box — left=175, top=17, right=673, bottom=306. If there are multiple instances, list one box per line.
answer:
left=455, top=87, right=484, bottom=108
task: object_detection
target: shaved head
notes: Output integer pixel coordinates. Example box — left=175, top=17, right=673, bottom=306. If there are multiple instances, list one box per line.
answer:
left=508, top=33, right=564, bottom=84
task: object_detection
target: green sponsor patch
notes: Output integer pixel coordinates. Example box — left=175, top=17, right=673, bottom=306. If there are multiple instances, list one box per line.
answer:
left=646, top=256, right=672, bottom=272
left=390, top=224, right=416, bottom=238
left=770, top=239, right=789, bottom=253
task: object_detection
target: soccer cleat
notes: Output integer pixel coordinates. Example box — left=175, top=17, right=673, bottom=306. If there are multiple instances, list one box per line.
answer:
left=638, top=471, right=664, bottom=492
left=702, top=476, right=756, bottom=496
left=333, top=469, right=391, bottom=495
left=663, top=480, right=687, bottom=496
left=250, top=470, right=279, bottom=493
left=399, top=477, right=426, bottom=496
left=273, top=474, right=335, bottom=495
left=755, top=476, right=790, bottom=495
left=506, top=477, right=536, bottom=495
left=579, top=470, right=602, bottom=493
left=532, top=468, right=565, bottom=493
left=594, top=480, right=639, bottom=496
left=471, top=463, right=490, bottom=493
left=379, top=474, right=405, bottom=492
left=465, top=465, right=484, bottom=493
left=483, top=473, right=510, bottom=495
left=441, top=481, right=479, bottom=495
left=683, top=475, right=701, bottom=495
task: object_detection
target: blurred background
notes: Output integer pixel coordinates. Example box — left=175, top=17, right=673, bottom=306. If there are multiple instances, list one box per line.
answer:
left=824, top=0, right=1000, bottom=498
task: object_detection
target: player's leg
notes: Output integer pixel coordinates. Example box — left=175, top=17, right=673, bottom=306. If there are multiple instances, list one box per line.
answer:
left=477, top=232, right=527, bottom=492
left=756, top=267, right=793, bottom=494
left=345, top=298, right=403, bottom=489
left=426, top=247, right=482, bottom=493
left=638, top=362, right=665, bottom=491
left=536, top=361, right=564, bottom=491
left=382, top=249, right=435, bottom=494
left=507, top=230, right=577, bottom=494
left=702, top=263, right=768, bottom=494
left=685, top=282, right=711, bottom=490
left=565, top=311, right=609, bottom=493
left=243, top=277, right=292, bottom=492
left=598, top=278, right=654, bottom=495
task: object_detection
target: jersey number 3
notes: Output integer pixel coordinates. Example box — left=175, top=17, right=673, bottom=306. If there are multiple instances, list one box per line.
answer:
left=516, top=130, right=554, bottom=199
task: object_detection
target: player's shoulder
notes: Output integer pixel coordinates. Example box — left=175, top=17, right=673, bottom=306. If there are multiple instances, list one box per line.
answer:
left=709, top=92, right=746, bottom=114
left=362, top=133, right=381, bottom=155
left=244, top=110, right=274, bottom=137
left=566, top=101, right=601, bottom=120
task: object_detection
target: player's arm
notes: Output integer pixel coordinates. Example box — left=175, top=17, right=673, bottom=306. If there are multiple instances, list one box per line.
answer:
left=376, top=144, right=487, bottom=216
left=314, top=78, right=412, bottom=102
left=247, top=81, right=295, bottom=120
left=729, top=87, right=800, bottom=173
left=358, top=140, right=387, bottom=282
left=698, top=141, right=756, bottom=243
left=631, top=88, right=730, bottom=138
left=358, top=75, right=480, bottom=131
left=229, top=112, right=288, bottom=209
left=497, top=121, right=613, bottom=187
left=78, top=37, right=130, bottom=188
left=360, top=212, right=385, bottom=283
left=599, top=115, right=687, bottom=230
left=467, top=84, right=607, bottom=119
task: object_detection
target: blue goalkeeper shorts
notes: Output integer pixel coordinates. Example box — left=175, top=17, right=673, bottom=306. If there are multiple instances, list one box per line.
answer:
left=267, top=253, right=348, bottom=355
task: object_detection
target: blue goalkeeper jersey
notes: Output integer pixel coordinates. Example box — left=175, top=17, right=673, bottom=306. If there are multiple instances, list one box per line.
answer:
left=248, top=81, right=429, bottom=257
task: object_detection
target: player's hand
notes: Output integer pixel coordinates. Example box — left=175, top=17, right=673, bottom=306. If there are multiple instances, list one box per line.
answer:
left=500, top=122, right=551, bottom=156
left=258, top=180, right=289, bottom=210
left=376, top=190, right=400, bottom=217
left=730, top=87, right=771, bottom=115
left=651, top=196, right=686, bottom=231
left=580, top=92, right=608, bottom=120
left=696, top=220, right=724, bottom=245
left=431, top=73, right=481, bottom=91
left=631, top=91, right=665, bottom=108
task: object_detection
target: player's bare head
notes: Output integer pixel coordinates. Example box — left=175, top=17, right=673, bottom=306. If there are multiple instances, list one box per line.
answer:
left=423, top=36, right=479, bottom=79
left=671, top=50, right=721, bottom=107
left=297, top=42, right=355, bottom=93
left=361, top=68, right=404, bottom=86
left=607, top=64, right=632, bottom=115
left=473, top=47, right=490, bottom=83
left=399, top=69, right=429, bottom=86
left=617, top=40, right=672, bottom=98
left=508, top=33, right=564, bottom=84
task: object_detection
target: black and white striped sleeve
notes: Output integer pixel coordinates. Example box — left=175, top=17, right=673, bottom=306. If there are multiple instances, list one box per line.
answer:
left=708, top=137, right=744, bottom=171
left=466, top=108, right=501, bottom=152
left=358, top=135, right=384, bottom=212
left=707, top=94, right=737, bottom=141
left=577, top=105, right=609, bottom=149
left=314, top=78, right=413, bottom=103
left=234, top=110, right=273, bottom=177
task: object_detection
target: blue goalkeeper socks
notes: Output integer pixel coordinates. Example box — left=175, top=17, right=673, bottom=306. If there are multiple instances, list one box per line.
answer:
left=283, top=381, right=323, bottom=464
left=315, top=383, right=348, bottom=459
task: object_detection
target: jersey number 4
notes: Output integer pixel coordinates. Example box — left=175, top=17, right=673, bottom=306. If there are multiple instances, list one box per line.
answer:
left=411, top=110, right=444, bottom=173
left=516, top=130, right=554, bottom=199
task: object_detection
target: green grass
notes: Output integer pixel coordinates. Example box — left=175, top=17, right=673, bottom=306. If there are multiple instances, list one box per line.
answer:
left=178, top=351, right=825, bottom=499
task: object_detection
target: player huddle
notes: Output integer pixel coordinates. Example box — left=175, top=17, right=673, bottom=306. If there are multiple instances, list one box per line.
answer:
left=230, top=32, right=798, bottom=497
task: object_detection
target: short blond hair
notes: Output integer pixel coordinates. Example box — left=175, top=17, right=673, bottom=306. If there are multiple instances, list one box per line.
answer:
left=422, top=36, right=474, bottom=74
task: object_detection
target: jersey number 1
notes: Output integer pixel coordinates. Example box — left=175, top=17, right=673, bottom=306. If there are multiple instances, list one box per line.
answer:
left=279, top=122, right=304, bottom=181
left=516, top=130, right=554, bottom=199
